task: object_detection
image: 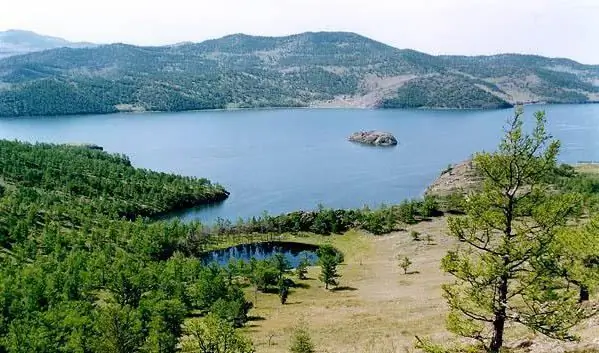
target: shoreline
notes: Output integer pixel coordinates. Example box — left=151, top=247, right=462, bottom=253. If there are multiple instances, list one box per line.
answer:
left=1, top=101, right=597, bottom=119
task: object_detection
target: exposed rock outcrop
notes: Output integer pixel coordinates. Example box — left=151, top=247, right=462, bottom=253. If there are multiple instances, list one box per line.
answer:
left=348, top=131, right=397, bottom=146
left=425, top=159, right=482, bottom=197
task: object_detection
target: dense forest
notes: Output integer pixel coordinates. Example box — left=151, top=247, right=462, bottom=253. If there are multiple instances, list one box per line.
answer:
left=0, top=32, right=597, bottom=117
left=0, top=140, right=229, bottom=219
left=0, top=141, right=242, bottom=353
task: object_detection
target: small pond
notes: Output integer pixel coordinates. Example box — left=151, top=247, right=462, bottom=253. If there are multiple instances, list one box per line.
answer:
left=201, top=241, right=320, bottom=267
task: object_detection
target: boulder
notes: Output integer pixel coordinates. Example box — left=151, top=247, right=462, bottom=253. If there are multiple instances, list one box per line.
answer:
left=348, top=131, right=397, bottom=146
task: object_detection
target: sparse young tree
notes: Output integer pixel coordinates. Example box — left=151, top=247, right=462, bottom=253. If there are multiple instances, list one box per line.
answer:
left=444, top=192, right=466, bottom=214
left=398, top=255, right=412, bottom=275
left=420, top=195, right=440, bottom=218
left=271, top=252, right=291, bottom=282
left=250, top=260, right=278, bottom=293
left=438, top=109, right=596, bottom=353
left=317, top=245, right=342, bottom=290
left=289, top=327, right=315, bottom=353
left=296, top=252, right=310, bottom=280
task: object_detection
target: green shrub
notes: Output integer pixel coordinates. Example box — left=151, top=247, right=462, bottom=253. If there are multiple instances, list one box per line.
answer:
left=289, top=327, right=315, bottom=353
left=210, top=297, right=252, bottom=328
left=398, top=256, right=413, bottom=274
left=444, top=192, right=466, bottom=213
left=250, top=260, right=279, bottom=292
left=397, top=200, right=417, bottom=224
left=420, top=196, right=440, bottom=217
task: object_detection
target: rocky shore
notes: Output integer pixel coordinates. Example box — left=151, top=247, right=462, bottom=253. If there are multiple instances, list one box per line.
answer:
left=425, top=159, right=482, bottom=197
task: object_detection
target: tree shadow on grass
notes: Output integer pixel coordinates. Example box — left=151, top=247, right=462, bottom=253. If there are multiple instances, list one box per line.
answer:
left=244, top=325, right=262, bottom=332
left=248, top=315, right=266, bottom=321
left=260, top=287, right=279, bottom=294
left=331, top=286, right=358, bottom=292
left=293, top=282, right=311, bottom=289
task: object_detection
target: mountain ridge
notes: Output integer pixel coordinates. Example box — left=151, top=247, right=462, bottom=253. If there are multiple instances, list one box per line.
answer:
left=0, top=29, right=94, bottom=58
left=0, top=30, right=597, bottom=117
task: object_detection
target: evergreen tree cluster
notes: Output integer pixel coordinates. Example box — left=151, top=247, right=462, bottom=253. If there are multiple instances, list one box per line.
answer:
left=0, top=141, right=251, bottom=353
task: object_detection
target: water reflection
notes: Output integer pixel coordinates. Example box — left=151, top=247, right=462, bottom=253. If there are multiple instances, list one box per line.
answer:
left=201, top=241, right=319, bottom=267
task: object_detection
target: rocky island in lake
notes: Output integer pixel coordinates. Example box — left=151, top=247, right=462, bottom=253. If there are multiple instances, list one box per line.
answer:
left=348, top=130, right=398, bottom=146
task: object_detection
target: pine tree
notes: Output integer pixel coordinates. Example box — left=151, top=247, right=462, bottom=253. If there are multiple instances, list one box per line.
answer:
left=296, top=252, right=310, bottom=280
left=271, top=252, right=291, bottom=282
left=437, top=108, right=597, bottom=352
left=94, top=304, right=144, bottom=353
left=317, top=245, right=341, bottom=290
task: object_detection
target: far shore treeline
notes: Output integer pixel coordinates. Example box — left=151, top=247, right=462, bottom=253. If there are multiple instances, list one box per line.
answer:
left=1, top=32, right=598, bottom=118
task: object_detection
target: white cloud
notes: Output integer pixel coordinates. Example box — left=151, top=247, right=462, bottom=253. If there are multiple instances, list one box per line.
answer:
left=0, top=0, right=597, bottom=63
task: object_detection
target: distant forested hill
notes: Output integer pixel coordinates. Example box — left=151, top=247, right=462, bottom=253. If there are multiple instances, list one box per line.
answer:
left=0, top=29, right=93, bottom=58
left=0, top=31, right=597, bottom=117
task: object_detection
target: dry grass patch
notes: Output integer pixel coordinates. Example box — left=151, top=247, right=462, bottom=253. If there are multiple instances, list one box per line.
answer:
left=241, top=219, right=455, bottom=352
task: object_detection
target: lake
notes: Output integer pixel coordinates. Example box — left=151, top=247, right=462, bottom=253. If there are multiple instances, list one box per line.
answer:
left=201, top=242, right=320, bottom=267
left=0, top=104, right=598, bottom=222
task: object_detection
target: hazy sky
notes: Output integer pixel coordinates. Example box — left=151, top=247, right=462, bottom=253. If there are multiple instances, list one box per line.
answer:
left=1, top=0, right=598, bottom=63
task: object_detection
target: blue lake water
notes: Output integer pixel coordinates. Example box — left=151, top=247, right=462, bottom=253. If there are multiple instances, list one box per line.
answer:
left=200, top=242, right=320, bottom=267
left=0, top=104, right=598, bottom=222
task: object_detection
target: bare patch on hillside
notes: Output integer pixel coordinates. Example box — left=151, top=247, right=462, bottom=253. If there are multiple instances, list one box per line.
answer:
left=278, top=66, right=301, bottom=73
left=115, top=104, right=146, bottom=112
left=320, top=66, right=349, bottom=74
left=587, top=92, right=599, bottom=101
left=546, top=65, right=585, bottom=75
left=311, top=74, right=419, bottom=108
left=490, top=76, right=544, bottom=104
left=474, top=83, right=513, bottom=102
